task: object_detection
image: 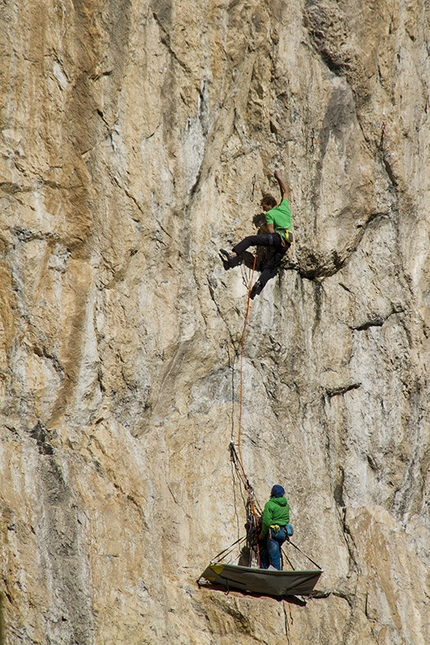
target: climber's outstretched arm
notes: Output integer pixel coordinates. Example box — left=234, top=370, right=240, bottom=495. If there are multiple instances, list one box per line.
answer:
left=274, top=169, right=289, bottom=201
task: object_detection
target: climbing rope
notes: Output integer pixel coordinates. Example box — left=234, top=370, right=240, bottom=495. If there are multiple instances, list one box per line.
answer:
left=229, top=442, right=261, bottom=518
left=227, top=254, right=263, bottom=563
left=230, top=443, right=261, bottom=566
left=281, top=544, right=295, bottom=571
left=230, top=252, right=259, bottom=514
left=211, top=234, right=322, bottom=578
left=288, top=540, right=323, bottom=570
left=211, top=535, right=247, bottom=564
left=228, top=247, right=321, bottom=572
left=237, top=254, right=257, bottom=459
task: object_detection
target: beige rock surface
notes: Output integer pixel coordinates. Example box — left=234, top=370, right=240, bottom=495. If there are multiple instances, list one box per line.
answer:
left=0, top=0, right=429, bottom=643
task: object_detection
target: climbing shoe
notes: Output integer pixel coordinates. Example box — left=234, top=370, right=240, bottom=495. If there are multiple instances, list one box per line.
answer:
left=219, top=249, right=236, bottom=265
left=250, top=281, right=263, bottom=299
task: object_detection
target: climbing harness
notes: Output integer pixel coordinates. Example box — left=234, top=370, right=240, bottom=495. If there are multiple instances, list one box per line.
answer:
left=269, top=523, right=294, bottom=537
left=276, top=229, right=294, bottom=246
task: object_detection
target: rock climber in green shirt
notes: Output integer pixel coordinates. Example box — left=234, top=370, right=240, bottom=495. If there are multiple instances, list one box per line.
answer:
left=220, top=170, right=293, bottom=298
left=259, top=484, right=290, bottom=570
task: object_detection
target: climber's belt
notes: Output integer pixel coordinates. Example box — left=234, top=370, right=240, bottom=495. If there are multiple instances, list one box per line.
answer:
left=276, top=229, right=293, bottom=246
left=269, top=524, right=284, bottom=534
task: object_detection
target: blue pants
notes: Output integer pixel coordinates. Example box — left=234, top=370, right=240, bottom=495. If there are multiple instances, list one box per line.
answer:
left=260, top=527, right=287, bottom=570
left=232, top=234, right=290, bottom=289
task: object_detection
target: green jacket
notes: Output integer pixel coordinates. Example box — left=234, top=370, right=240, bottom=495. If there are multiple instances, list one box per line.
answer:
left=260, top=496, right=290, bottom=537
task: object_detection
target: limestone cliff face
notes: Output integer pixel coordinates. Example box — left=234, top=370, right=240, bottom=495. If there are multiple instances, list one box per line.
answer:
left=0, top=1, right=429, bottom=643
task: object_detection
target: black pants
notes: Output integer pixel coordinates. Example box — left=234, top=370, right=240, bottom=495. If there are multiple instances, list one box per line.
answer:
left=233, top=234, right=290, bottom=288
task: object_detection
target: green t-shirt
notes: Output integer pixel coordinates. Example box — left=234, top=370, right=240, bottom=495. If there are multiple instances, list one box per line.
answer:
left=265, top=198, right=292, bottom=232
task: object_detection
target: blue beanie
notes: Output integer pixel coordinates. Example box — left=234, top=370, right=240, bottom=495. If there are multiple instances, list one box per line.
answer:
left=271, top=485, right=285, bottom=498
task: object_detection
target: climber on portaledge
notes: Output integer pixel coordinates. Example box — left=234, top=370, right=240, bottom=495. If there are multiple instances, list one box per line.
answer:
left=259, top=484, right=290, bottom=570
left=220, top=170, right=293, bottom=298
